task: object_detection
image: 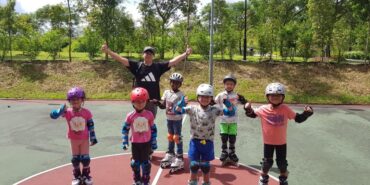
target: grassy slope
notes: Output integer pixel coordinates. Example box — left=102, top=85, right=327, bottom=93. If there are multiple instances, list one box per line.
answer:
left=0, top=60, right=369, bottom=104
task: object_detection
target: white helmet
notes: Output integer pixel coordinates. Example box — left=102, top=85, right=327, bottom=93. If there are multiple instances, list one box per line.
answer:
left=196, top=83, right=214, bottom=96
left=265, top=82, right=286, bottom=95
left=169, top=72, right=183, bottom=82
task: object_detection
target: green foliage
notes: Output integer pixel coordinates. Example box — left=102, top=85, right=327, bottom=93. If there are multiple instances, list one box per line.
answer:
left=0, top=29, right=7, bottom=61
left=35, top=4, right=72, bottom=31
left=191, top=24, right=210, bottom=60
left=297, top=23, right=314, bottom=62
left=14, top=31, right=41, bottom=60
left=308, top=0, right=335, bottom=55
left=40, top=29, right=68, bottom=60
left=343, top=51, right=369, bottom=60
left=74, top=28, right=103, bottom=60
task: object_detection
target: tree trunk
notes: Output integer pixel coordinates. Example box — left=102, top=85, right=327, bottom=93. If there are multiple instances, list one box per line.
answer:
left=105, top=39, right=108, bottom=61
left=67, top=0, right=72, bottom=62
left=160, top=23, right=165, bottom=59
left=365, top=20, right=369, bottom=64
left=8, top=30, right=12, bottom=61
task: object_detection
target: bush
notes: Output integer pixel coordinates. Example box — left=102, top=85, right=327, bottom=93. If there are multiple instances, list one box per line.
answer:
left=41, top=29, right=68, bottom=60
left=0, top=29, right=7, bottom=61
left=343, top=51, right=370, bottom=60
left=74, top=28, right=103, bottom=60
left=15, top=31, right=41, bottom=60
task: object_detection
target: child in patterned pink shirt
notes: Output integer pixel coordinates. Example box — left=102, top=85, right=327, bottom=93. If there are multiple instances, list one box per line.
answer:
left=244, top=83, right=313, bottom=185
left=50, top=87, right=97, bottom=185
left=122, top=87, right=157, bottom=185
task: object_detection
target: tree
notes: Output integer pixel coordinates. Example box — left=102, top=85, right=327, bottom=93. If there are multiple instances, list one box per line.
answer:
left=41, top=29, right=68, bottom=60
left=308, top=0, right=335, bottom=61
left=87, top=0, right=122, bottom=60
left=66, top=0, right=73, bottom=62
left=15, top=31, right=41, bottom=60
left=0, top=29, right=7, bottom=61
left=75, top=28, right=103, bottom=60
left=13, top=14, right=41, bottom=60
left=35, top=4, right=71, bottom=31
left=297, top=20, right=314, bottom=62
left=0, top=0, right=16, bottom=60
left=109, top=7, right=135, bottom=53
left=139, top=0, right=198, bottom=59
left=350, top=0, right=370, bottom=63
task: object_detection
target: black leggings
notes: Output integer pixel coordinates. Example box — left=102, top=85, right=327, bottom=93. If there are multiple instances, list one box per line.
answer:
left=264, top=144, right=286, bottom=160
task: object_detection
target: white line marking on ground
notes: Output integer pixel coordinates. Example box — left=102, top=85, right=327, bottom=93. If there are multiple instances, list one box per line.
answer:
left=151, top=166, right=163, bottom=185
left=13, top=153, right=129, bottom=185
left=13, top=152, right=279, bottom=184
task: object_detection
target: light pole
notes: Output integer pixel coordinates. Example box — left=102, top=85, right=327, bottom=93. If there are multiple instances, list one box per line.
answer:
left=209, top=0, right=214, bottom=85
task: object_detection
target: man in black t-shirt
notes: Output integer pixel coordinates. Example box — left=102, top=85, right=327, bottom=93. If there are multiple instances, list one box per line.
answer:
left=101, top=44, right=192, bottom=117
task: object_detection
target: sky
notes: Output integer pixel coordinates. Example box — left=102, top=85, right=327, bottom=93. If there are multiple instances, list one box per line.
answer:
left=0, top=0, right=242, bottom=22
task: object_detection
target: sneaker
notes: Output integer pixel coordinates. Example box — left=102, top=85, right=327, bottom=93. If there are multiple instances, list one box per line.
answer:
left=71, top=178, right=80, bottom=185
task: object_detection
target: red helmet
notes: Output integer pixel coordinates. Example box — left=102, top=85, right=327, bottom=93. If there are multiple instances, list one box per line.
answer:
left=130, top=87, right=149, bottom=102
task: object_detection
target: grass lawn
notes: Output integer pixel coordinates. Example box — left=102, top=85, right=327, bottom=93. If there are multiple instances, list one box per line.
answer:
left=0, top=59, right=369, bottom=104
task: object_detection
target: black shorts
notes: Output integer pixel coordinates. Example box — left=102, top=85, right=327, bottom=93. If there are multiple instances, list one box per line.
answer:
left=263, top=144, right=287, bottom=160
left=132, top=142, right=151, bottom=161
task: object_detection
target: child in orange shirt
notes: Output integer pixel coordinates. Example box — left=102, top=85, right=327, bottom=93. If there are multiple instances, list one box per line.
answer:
left=244, top=83, right=313, bottom=185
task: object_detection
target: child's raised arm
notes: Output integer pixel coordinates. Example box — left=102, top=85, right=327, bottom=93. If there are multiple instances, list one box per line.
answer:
left=244, top=102, right=257, bottom=118
left=295, top=105, right=314, bottom=123
left=237, top=93, right=248, bottom=105
left=50, top=104, right=66, bottom=119
left=174, top=96, right=187, bottom=114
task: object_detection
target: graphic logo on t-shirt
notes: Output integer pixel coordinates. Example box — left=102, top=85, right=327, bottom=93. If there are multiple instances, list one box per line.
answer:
left=141, top=72, right=156, bottom=82
left=266, top=115, right=284, bottom=126
left=70, top=117, right=86, bottom=131
left=133, top=116, right=149, bottom=133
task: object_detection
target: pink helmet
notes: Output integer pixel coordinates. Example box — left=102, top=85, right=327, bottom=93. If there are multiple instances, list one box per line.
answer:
left=67, top=87, right=86, bottom=100
left=130, top=87, right=149, bottom=102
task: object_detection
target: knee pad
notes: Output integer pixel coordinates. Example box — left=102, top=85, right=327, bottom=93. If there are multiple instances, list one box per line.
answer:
left=71, top=155, right=80, bottom=167
left=80, top=155, right=90, bottom=167
left=276, top=159, right=288, bottom=173
left=167, top=133, right=174, bottom=142
left=140, top=160, right=151, bottom=176
left=190, top=160, right=200, bottom=174
left=261, top=158, right=273, bottom=173
left=130, top=159, right=141, bottom=172
left=221, top=134, right=228, bottom=143
left=200, top=161, right=211, bottom=174
left=173, top=134, right=182, bottom=144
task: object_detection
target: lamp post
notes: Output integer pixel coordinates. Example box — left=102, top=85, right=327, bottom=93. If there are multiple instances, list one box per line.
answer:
left=209, top=0, right=214, bottom=85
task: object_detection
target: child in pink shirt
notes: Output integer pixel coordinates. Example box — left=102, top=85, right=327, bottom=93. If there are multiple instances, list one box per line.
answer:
left=50, top=87, right=97, bottom=185
left=122, top=87, right=157, bottom=185
left=244, top=83, right=313, bottom=185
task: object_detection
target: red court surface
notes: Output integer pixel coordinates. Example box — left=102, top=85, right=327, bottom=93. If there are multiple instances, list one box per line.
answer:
left=15, top=152, right=279, bottom=185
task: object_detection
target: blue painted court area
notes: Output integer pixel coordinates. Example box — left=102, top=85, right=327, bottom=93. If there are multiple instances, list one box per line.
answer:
left=0, top=100, right=369, bottom=185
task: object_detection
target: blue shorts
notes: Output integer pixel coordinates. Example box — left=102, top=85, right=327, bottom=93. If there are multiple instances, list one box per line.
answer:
left=188, top=139, right=214, bottom=161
